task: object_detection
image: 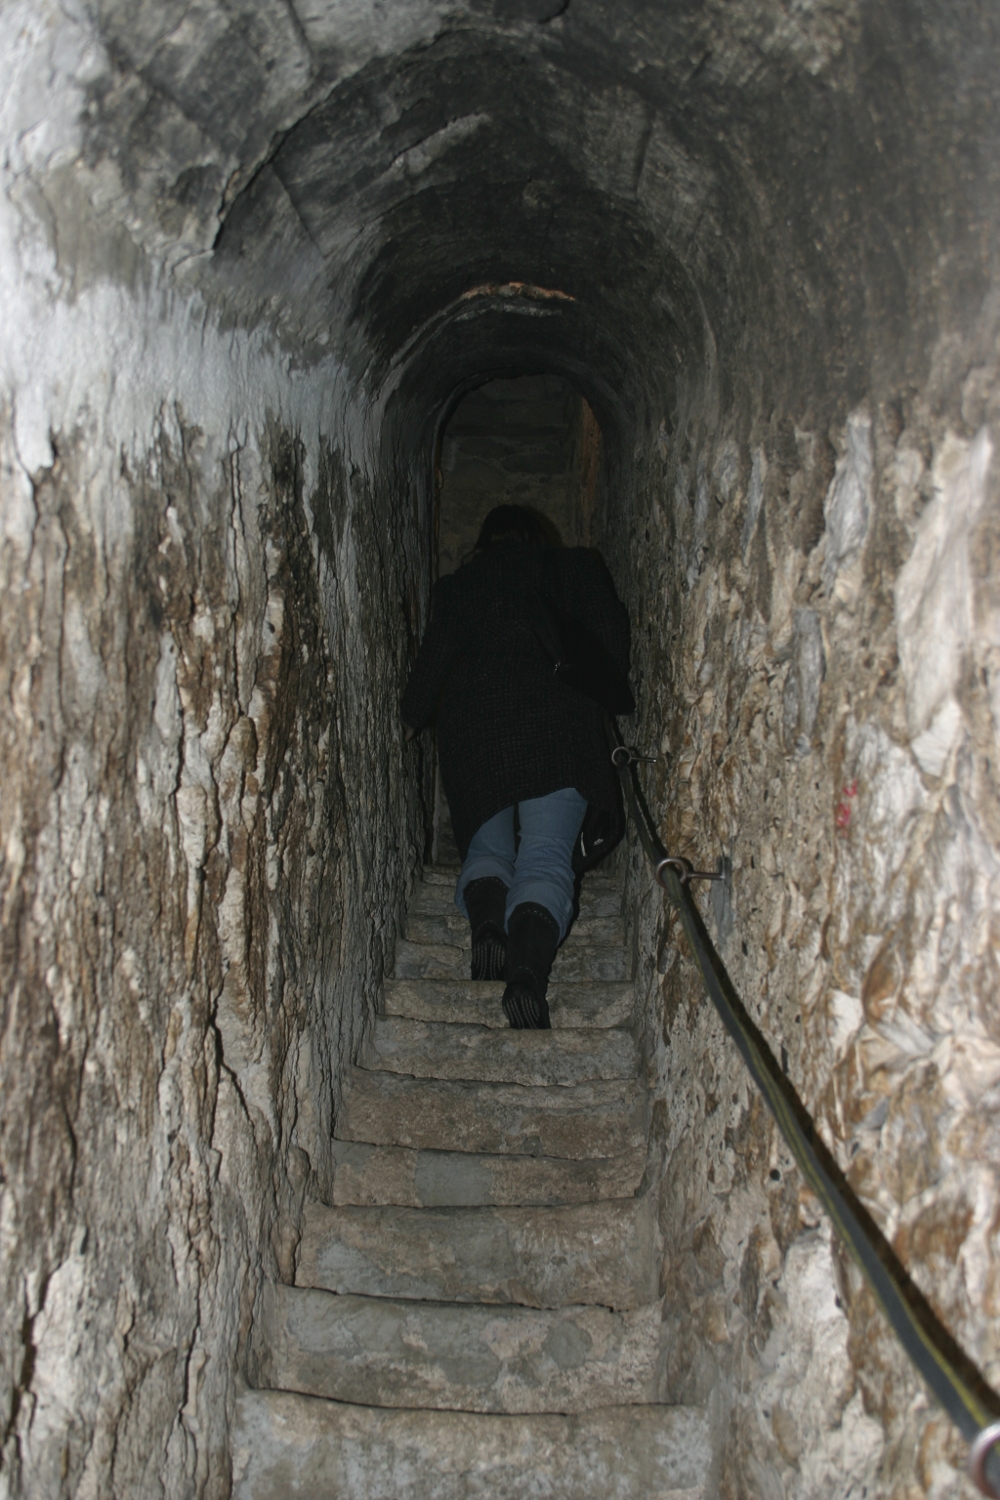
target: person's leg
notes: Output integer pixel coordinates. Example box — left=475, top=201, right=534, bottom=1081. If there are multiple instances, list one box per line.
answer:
left=502, top=787, right=587, bottom=1029
left=506, top=787, right=587, bottom=940
left=456, top=806, right=517, bottom=913
left=456, top=806, right=515, bottom=981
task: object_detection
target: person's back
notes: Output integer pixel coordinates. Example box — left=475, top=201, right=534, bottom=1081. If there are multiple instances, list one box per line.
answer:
left=401, top=505, right=632, bottom=1029
left=438, top=534, right=622, bottom=688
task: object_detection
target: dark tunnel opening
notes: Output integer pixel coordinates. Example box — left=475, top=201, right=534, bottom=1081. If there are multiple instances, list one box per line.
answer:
left=434, top=372, right=604, bottom=574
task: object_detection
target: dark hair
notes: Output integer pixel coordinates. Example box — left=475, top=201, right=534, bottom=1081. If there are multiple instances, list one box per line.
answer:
left=473, top=505, right=551, bottom=551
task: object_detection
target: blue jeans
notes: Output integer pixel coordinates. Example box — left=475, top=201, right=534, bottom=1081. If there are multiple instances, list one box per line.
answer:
left=455, top=788, right=587, bottom=942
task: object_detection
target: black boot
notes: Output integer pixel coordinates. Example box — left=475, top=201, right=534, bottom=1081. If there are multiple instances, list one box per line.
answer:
left=502, top=902, right=560, bottom=1030
left=464, top=876, right=508, bottom=981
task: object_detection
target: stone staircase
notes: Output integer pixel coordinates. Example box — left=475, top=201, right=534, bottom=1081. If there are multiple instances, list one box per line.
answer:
left=232, top=837, right=712, bottom=1498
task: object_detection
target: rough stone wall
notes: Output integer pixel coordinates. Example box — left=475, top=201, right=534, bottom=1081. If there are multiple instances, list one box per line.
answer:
left=0, top=17, right=430, bottom=1486
left=611, top=345, right=1000, bottom=1496
left=0, top=387, right=425, bottom=1498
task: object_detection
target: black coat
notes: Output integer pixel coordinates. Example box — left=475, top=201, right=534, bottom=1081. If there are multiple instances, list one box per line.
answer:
left=401, top=543, right=632, bottom=859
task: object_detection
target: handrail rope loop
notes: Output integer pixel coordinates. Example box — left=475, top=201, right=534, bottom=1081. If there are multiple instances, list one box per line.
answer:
left=608, top=725, right=1000, bottom=1497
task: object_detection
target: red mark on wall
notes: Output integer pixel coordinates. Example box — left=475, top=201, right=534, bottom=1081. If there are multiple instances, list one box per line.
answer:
left=835, top=780, right=858, bottom=829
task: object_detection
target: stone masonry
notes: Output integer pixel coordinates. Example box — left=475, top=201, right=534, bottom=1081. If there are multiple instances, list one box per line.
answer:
left=1, top=2, right=999, bottom=1496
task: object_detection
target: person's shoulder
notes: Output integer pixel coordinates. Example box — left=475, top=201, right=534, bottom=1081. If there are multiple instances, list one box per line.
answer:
left=436, top=557, right=479, bottom=590
left=435, top=551, right=489, bottom=601
left=559, top=546, right=611, bottom=579
left=466, top=543, right=530, bottom=578
left=429, top=569, right=464, bottom=617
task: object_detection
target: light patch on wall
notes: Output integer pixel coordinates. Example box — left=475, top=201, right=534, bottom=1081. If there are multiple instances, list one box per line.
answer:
left=753, top=1225, right=884, bottom=1495
left=821, top=407, right=872, bottom=600
left=894, top=426, right=993, bottom=776
left=828, top=989, right=864, bottom=1057
left=740, top=446, right=767, bottom=559
left=285, top=0, right=455, bottom=70
left=386, top=114, right=491, bottom=180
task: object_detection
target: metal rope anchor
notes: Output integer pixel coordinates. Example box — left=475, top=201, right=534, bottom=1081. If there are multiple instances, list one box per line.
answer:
left=610, top=745, right=657, bottom=767
left=655, top=855, right=725, bottom=887
left=970, top=1422, right=1000, bottom=1498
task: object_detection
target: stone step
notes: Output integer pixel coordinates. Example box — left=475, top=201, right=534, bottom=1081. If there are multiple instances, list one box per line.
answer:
left=408, top=879, right=623, bottom=920
left=297, top=1196, right=658, bottom=1309
left=329, top=1138, right=648, bottom=1207
left=258, top=1283, right=665, bottom=1414
left=360, top=1016, right=637, bottom=1087
left=419, top=865, right=622, bottom=895
left=383, top=977, right=634, bottom=1029
left=233, top=1389, right=713, bottom=1500
left=394, top=938, right=628, bottom=982
left=337, top=1069, right=648, bottom=1159
left=405, top=909, right=623, bottom=947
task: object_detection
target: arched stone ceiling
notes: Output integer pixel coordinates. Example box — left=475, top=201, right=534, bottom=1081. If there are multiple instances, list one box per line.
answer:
left=88, top=0, right=999, bottom=444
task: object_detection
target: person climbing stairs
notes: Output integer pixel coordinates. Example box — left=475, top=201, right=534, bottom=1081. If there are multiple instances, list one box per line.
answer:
left=232, top=827, right=712, bottom=1498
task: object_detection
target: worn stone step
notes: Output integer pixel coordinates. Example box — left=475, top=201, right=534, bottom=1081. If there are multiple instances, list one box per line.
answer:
left=383, top=976, right=633, bottom=1030
left=297, top=1196, right=658, bottom=1309
left=329, top=1138, right=648, bottom=1207
left=394, top=938, right=628, bottom=983
left=405, top=909, right=623, bottom=947
left=409, top=879, right=623, bottom=920
left=233, top=1389, right=713, bottom=1500
left=419, top=870, right=620, bottom=888
left=419, top=866, right=621, bottom=896
left=337, top=1069, right=648, bottom=1159
left=360, top=1016, right=637, bottom=1087
left=258, top=1283, right=665, bottom=1414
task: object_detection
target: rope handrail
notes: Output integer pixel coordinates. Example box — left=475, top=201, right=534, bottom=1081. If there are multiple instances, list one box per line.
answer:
left=611, top=730, right=1000, bottom=1497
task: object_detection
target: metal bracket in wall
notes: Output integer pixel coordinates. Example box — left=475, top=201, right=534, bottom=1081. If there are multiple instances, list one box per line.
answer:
left=710, top=852, right=734, bottom=945
left=654, top=855, right=725, bottom=887
left=970, top=1422, right=1000, bottom=1498
left=610, top=744, right=657, bottom=767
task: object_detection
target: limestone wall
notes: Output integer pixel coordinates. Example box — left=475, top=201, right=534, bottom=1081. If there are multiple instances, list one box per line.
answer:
left=612, top=357, right=1000, bottom=1497
left=0, top=13, right=429, bottom=1492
